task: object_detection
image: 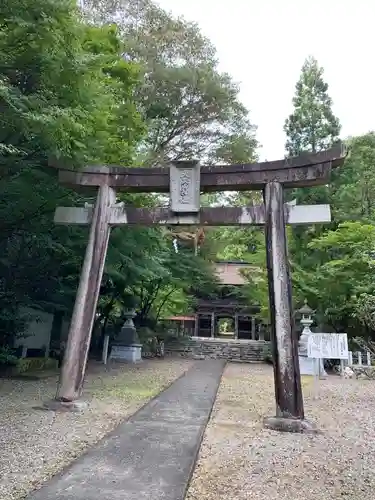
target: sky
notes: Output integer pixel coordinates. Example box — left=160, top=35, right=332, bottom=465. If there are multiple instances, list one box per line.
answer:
left=156, top=0, right=375, bottom=160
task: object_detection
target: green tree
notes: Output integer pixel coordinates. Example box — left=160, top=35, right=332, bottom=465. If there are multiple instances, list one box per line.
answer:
left=286, top=133, right=375, bottom=338
left=283, top=57, right=342, bottom=313
left=292, top=222, right=375, bottom=336
left=330, top=133, right=375, bottom=222
left=83, top=0, right=258, bottom=165
left=92, top=225, right=219, bottom=347
left=284, top=56, right=341, bottom=157
left=0, top=0, right=142, bottom=167
left=0, top=0, right=255, bottom=355
left=0, top=0, right=144, bottom=345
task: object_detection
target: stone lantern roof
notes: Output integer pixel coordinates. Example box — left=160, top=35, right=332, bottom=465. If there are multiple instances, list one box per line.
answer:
left=297, top=299, right=314, bottom=315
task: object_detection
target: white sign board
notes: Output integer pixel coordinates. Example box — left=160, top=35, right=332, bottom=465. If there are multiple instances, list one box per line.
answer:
left=307, top=333, right=349, bottom=360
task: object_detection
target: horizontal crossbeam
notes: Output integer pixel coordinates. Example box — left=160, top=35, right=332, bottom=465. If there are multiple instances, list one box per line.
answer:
left=54, top=144, right=346, bottom=192
left=54, top=204, right=331, bottom=226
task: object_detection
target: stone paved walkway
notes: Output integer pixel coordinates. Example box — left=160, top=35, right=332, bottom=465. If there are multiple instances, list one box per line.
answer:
left=27, top=360, right=225, bottom=500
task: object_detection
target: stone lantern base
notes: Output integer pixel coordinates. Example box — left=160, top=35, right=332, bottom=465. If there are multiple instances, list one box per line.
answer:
left=263, top=416, right=319, bottom=434
left=109, top=309, right=142, bottom=364
left=299, top=355, right=327, bottom=377
left=299, top=355, right=318, bottom=376
left=110, top=344, right=143, bottom=364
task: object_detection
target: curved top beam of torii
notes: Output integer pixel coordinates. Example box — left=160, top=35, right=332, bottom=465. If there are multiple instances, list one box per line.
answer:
left=54, top=144, right=346, bottom=193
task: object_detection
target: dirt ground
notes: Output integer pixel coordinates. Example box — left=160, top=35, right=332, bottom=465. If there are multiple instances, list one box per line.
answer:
left=0, top=358, right=192, bottom=500
left=186, top=363, right=375, bottom=500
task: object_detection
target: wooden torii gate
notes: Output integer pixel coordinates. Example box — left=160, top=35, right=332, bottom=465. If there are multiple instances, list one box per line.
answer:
left=52, top=145, right=346, bottom=432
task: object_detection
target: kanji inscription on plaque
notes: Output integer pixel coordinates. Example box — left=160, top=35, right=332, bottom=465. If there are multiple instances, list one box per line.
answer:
left=178, top=169, right=193, bottom=205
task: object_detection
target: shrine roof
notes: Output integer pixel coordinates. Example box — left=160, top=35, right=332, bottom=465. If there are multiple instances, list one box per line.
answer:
left=214, top=261, right=255, bottom=285
left=215, top=260, right=251, bottom=265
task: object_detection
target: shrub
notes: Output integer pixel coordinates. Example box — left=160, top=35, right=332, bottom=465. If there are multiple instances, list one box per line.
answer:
left=262, top=344, right=273, bottom=365
left=0, top=347, right=18, bottom=367
left=16, top=357, right=58, bottom=374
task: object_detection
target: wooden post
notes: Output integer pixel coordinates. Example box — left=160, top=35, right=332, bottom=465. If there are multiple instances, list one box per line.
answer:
left=251, top=317, right=256, bottom=340
left=211, top=312, right=215, bottom=337
left=358, top=351, right=362, bottom=366
left=348, top=351, right=353, bottom=365
left=263, top=181, right=305, bottom=427
left=234, top=313, right=239, bottom=339
left=194, top=314, right=199, bottom=337
left=102, top=334, right=110, bottom=365
left=258, top=325, right=264, bottom=341
left=57, top=184, right=116, bottom=402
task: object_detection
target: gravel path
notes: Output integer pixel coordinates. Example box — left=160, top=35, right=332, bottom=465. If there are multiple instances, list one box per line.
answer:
left=186, top=363, right=375, bottom=500
left=0, top=358, right=192, bottom=500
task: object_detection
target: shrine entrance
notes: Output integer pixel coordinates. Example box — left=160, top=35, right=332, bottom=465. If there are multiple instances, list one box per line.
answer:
left=217, top=317, right=234, bottom=338
left=193, top=261, right=262, bottom=341
left=194, top=298, right=260, bottom=340
left=53, top=145, right=346, bottom=432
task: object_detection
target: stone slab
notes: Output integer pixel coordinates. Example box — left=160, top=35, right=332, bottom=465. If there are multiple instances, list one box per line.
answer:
left=41, top=399, right=88, bottom=413
left=299, top=356, right=327, bottom=377
left=299, top=355, right=318, bottom=376
left=263, top=416, right=320, bottom=434
left=27, top=360, right=225, bottom=500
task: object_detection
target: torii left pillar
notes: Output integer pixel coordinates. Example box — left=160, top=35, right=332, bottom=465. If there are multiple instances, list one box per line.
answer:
left=46, top=183, right=116, bottom=409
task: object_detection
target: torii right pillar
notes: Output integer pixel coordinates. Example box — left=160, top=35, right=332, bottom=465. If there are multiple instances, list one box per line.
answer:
left=263, top=181, right=317, bottom=433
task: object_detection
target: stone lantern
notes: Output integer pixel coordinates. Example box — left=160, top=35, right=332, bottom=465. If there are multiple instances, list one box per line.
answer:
left=298, top=300, right=314, bottom=356
left=298, top=300, right=318, bottom=376
left=297, top=300, right=327, bottom=377
left=110, top=310, right=143, bottom=364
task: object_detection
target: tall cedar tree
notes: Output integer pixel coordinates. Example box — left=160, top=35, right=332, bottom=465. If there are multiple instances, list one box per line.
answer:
left=284, top=56, right=341, bottom=156
left=284, top=56, right=342, bottom=326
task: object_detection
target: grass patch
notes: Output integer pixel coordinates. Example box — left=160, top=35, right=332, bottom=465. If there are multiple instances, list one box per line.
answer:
left=17, top=357, right=58, bottom=374
left=301, top=375, right=315, bottom=388
left=10, top=369, right=59, bottom=380
left=89, top=371, right=166, bottom=402
left=94, top=385, right=158, bottom=400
